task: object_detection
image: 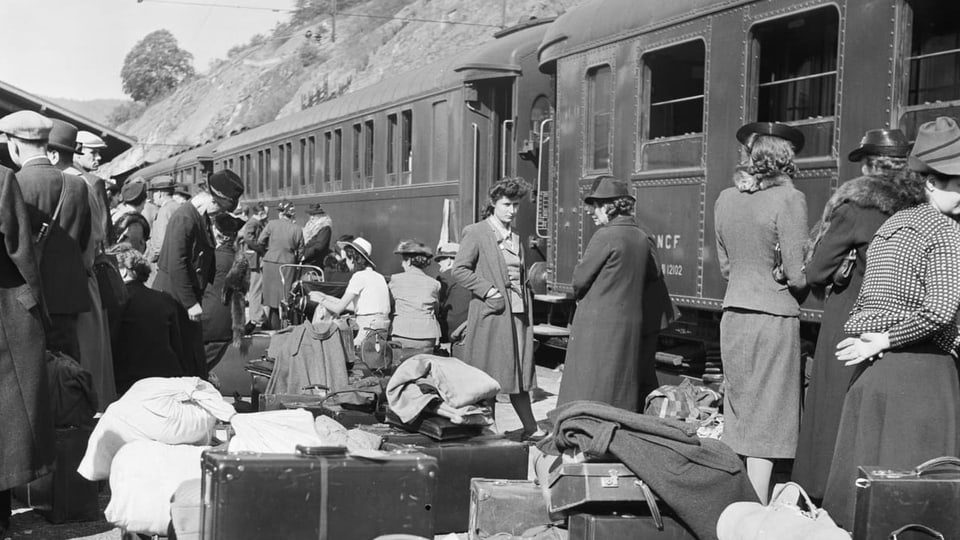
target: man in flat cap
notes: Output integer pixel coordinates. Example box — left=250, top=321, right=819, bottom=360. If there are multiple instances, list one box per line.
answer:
left=0, top=111, right=92, bottom=363
left=144, top=175, right=182, bottom=287
left=48, top=119, right=117, bottom=406
left=75, top=130, right=114, bottom=242
left=154, top=169, right=244, bottom=380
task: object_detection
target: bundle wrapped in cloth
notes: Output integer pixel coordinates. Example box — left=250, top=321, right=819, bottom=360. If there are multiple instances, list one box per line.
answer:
left=227, top=409, right=382, bottom=453
left=386, top=354, right=499, bottom=425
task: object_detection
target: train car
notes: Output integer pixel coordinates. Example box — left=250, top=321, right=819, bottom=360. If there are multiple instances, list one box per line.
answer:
left=132, top=139, right=222, bottom=194
left=211, top=17, right=555, bottom=276
left=535, top=0, right=960, bottom=342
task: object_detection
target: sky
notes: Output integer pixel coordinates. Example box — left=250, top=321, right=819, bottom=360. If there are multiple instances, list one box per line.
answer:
left=0, top=0, right=296, bottom=101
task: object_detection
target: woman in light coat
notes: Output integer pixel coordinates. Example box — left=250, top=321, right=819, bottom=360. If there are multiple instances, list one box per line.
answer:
left=258, top=200, right=303, bottom=329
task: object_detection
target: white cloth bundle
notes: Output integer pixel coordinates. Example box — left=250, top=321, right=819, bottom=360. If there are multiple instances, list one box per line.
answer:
left=228, top=409, right=323, bottom=453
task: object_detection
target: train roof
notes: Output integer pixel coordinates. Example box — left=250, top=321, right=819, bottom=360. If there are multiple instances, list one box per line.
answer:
left=538, top=0, right=751, bottom=70
left=133, top=139, right=220, bottom=181
left=216, top=18, right=553, bottom=156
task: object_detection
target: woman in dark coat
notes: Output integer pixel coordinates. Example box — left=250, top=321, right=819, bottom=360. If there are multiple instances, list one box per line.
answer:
left=714, top=122, right=808, bottom=503
left=558, top=176, right=652, bottom=411
left=202, top=214, right=248, bottom=372
left=452, top=178, right=542, bottom=440
left=823, top=117, right=960, bottom=527
left=0, top=165, right=54, bottom=535
left=792, top=129, right=916, bottom=500
left=258, top=200, right=303, bottom=329
left=301, top=203, right=332, bottom=269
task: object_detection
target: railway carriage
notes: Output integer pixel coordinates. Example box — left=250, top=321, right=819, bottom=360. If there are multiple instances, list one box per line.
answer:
left=133, top=139, right=221, bottom=193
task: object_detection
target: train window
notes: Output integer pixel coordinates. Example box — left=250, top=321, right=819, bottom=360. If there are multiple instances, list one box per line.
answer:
left=752, top=7, right=839, bottom=158
left=586, top=65, right=613, bottom=171
left=387, top=113, right=397, bottom=179
left=308, top=136, right=316, bottom=188
left=264, top=148, right=272, bottom=192
left=639, top=40, right=706, bottom=170
left=432, top=101, right=448, bottom=182
left=284, top=142, right=292, bottom=189
left=278, top=144, right=286, bottom=189
left=257, top=150, right=265, bottom=194
left=899, top=1, right=960, bottom=138
left=401, top=109, right=413, bottom=181
left=363, top=120, right=374, bottom=186
left=244, top=154, right=252, bottom=194
left=334, top=128, right=343, bottom=189
left=299, top=138, right=306, bottom=187
left=323, top=131, right=332, bottom=190
left=352, top=123, right=362, bottom=187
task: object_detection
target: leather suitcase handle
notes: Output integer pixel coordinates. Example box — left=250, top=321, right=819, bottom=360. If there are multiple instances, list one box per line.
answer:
left=889, top=524, right=944, bottom=540
left=915, top=456, right=960, bottom=475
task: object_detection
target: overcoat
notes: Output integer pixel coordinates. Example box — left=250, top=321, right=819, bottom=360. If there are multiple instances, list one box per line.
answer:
left=112, top=281, right=185, bottom=395
left=0, top=165, right=55, bottom=491
left=558, top=215, right=652, bottom=411
left=259, top=218, right=304, bottom=309
left=202, top=244, right=238, bottom=343
left=147, top=199, right=181, bottom=262
left=451, top=220, right=535, bottom=393
left=241, top=216, right=266, bottom=270
left=15, top=157, right=91, bottom=315
left=153, top=202, right=215, bottom=310
left=302, top=225, right=331, bottom=268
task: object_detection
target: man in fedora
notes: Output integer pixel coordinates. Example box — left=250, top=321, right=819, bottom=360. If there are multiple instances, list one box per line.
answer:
left=154, top=169, right=244, bottom=379
left=146, top=175, right=182, bottom=265
left=173, top=183, right=192, bottom=204
left=0, top=111, right=91, bottom=362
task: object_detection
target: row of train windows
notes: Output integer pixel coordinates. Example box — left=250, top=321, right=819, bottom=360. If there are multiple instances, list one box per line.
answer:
left=227, top=103, right=452, bottom=195
left=585, top=1, right=960, bottom=170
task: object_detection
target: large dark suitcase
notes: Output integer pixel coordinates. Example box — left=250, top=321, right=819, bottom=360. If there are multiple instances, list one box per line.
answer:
left=567, top=513, right=697, bottom=540
left=12, top=426, right=99, bottom=523
left=469, top=478, right=553, bottom=539
left=200, top=447, right=437, bottom=539
left=384, top=437, right=529, bottom=533
left=854, top=457, right=960, bottom=540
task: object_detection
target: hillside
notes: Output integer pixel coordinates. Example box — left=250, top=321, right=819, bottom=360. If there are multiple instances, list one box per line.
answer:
left=102, top=0, right=584, bottom=176
left=44, top=97, right=128, bottom=125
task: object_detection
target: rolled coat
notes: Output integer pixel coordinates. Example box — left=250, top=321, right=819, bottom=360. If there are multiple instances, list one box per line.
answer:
left=451, top=220, right=535, bottom=393
left=259, top=218, right=304, bottom=309
left=0, top=165, right=55, bottom=491
left=558, top=215, right=651, bottom=411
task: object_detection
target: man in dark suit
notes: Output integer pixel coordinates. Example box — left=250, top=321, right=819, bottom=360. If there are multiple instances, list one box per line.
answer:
left=0, top=111, right=92, bottom=361
left=154, top=169, right=243, bottom=379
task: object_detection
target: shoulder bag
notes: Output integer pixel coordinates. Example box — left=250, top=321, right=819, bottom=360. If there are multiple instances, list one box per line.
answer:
left=94, top=251, right=128, bottom=310
left=33, top=173, right=68, bottom=264
left=831, top=248, right=858, bottom=289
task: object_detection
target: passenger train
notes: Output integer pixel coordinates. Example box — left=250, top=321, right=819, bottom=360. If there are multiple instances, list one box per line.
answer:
left=135, top=0, right=960, bottom=345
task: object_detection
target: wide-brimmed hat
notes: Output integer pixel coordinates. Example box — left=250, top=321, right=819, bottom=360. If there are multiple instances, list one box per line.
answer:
left=208, top=169, right=244, bottom=212
left=0, top=110, right=52, bottom=141
left=394, top=240, right=432, bottom=257
left=434, top=242, right=460, bottom=261
left=48, top=119, right=83, bottom=155
left=147, top=175, right=177, bottom=192
left=584, top=176, right=635, bottom=205
left=306, top=203, right=326, bottom=216
left=337, top=236, right=375, bottom=268
left=848, top=128, right=911, bottom=162
left=736, top=122, right=805, bottom=153
left=908, top=116, right=960, bottom=176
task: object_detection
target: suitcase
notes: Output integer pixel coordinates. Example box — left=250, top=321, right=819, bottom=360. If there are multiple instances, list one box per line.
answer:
left=12, top=426, right=99, bottom=523
left=547, top=461, right=658, bottom=514
left=358, top=423, right=434, bottom=446
left=385, top=437, right=529, bottom=533
left=386, top=408, right=484, bottom=441
left=567, top=513, right=697, bottom=540
left=469, top=479, right=553, bottom=540
left=200, top=447, right=437, bottom=539
left=854, top=457, right=960, bottom=540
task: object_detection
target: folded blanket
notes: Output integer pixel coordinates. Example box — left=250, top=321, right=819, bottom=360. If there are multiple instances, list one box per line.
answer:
left=386, top=354, right=500, bottom=423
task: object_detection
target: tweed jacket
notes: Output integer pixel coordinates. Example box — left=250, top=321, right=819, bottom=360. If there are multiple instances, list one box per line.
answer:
left=16, top=157, right=92, bottom=315
left=153, top=202, right=216, bottom=309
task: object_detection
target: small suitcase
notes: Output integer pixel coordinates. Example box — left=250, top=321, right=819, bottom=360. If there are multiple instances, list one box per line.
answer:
left=567, top=513, right=697, bottom=540
left=854, top=457, right=960, bottom=540
left=386, top=408, right=484, bottom=441
left=200, top=447, right=436, bottom=539
left=547, top=461, right=658, bottom=514
left=385, top=437, right=529, bottom=533
left=358, top=423, right=434, bottom=446
left=469, top=479, right=553, bottom=540
left=12, top=426, right=99, bottom=524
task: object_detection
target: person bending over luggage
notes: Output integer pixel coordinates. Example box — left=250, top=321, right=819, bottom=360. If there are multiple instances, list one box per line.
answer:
left=389, top=240, right=441, bottom=352
left=202, top=213, right=249, bottom=376
left=110, top=243, right=186, bottom=395
left=312, top=237, right=390, bottom=348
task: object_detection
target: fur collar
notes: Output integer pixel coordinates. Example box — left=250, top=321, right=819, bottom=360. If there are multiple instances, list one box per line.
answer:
left=733, top=171, right=793, bottom=192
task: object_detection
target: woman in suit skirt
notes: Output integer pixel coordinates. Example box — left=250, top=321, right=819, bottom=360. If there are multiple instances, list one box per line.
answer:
left=714, top=122, right=808, bottom=503
left=258, top=200, right=303, bottom=329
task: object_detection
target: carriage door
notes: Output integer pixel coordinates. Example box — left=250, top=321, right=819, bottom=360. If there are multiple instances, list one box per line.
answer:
left=467, top=79, right=514, bottom=222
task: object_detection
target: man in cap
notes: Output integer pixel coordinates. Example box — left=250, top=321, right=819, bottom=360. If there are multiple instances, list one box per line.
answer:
left=75, top=130, right=114, bottom=241
left=435, top=242, right=470, bottom=356
left=146, top=175, right=181, bottom=264
left=154, top=169, right=244, bottom=379
left=0, top=110, right=92, bottom=362
left=0, top=163, right=55, bottom=537
left=48, top=119, right=118, bottom=406
left=111, top=179, right=151, bottom=254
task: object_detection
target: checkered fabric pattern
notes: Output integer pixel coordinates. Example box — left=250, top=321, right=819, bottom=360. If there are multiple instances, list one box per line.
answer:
left=845, top=203, right=960, bottom=353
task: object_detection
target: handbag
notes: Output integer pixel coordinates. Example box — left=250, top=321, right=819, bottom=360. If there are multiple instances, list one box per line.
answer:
left=94, top=252, right=128, bottom=310
left=772, top=242, right=787, bottom=284
left=717, top=482, right=851, bottom=540
left=831, top=248, right=857, bottom=289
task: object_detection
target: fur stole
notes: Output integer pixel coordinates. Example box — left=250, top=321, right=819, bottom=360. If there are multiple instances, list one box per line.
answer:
left=733, top=169, right=793, bottom=192
left=805, top=175, right=916, bottom=264
left=221, top=243, right=250, bottom=347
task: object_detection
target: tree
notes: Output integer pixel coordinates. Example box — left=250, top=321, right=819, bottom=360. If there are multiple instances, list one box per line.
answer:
left=120, top=29, right=195, bottom=103
left=106, top=101, right=147, bottom=128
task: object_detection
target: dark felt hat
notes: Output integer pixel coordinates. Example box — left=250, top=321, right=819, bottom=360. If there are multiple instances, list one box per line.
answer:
left=306, top=203, right=326, bottom=216
left=848, top=128, right=911, bottom=162
left=584, top=176, right=635, bottom=205
left=121, top=178, right=147, bottom=204
left=394, top=240, right=432, bottom=257
left=174, top=183, right=192, bottom=198
left=736, top=122, right=805, bottom=153
left=48, top=119, right=83, bottom=155
left=208, top=169, right=244, bottom=212
left=908, top=116, right=960, bottom=176
left=147, top=175, right=177, bottom=191
left=214, top=213, right=244, bottom=236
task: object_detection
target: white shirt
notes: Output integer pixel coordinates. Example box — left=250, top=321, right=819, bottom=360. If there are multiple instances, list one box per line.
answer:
left=345, top=267, right=390, bottom=316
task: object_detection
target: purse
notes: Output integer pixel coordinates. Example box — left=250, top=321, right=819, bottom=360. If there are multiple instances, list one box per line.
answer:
left=831, top=248, right=858, bottom=289
left=772, top=242, right=787, bottom=284
left=94, top=252, right=128, bottom=310
left=717, top=482, right=851, bottom=540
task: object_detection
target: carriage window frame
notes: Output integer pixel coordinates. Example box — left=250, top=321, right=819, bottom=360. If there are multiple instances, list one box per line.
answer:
left=431, top=100, right=449, bottom=182
left=257, top=149, right=265, bottom=194
left=585, top=63, right=614, bottom=173
left=748, top=6, right=840, bottom=159
left=323, top=130, right=333, bottom=190
left=387, top=113, right=398, bottom=178
left=307, top=135, right=316, bottom=188
left=352, top=123, right=362, bottom=187
left=363, top=119, right=375, bottom=186
left=299, top=138, right=307, bottom=187
left=400, top=108, right=413, bottom=183
left=333, top=128, right=343, bottom=189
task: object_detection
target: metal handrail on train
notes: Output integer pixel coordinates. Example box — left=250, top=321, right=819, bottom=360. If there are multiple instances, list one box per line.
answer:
left=500, top=119, right=514, bottom=179
left=472, top=122, right=480, bottom=223
left=535, top=117, right=553, bottom=239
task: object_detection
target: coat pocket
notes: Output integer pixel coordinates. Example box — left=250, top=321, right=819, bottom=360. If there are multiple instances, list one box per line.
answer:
left=483, top=295, right=506, bottom=314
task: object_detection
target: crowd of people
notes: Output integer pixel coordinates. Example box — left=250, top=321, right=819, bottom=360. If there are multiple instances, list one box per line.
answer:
left=1, top=104, right=958, bottom=535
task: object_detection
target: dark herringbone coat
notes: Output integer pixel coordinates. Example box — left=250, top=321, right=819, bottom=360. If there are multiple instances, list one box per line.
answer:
left=153, top=202, right=216, bottom=309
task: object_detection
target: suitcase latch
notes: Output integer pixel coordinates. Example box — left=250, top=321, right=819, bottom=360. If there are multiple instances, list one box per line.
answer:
left=601, top=469, right=620, bottom=488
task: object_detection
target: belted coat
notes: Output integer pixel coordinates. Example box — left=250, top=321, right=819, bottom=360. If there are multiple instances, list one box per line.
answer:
left=258, top=218, right=304, bottom=309
left=0, top=165, right=55, bottom=491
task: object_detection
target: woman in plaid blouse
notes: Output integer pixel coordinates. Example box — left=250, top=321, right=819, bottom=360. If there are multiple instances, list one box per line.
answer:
left=823, top=117, right=960, bottom=527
